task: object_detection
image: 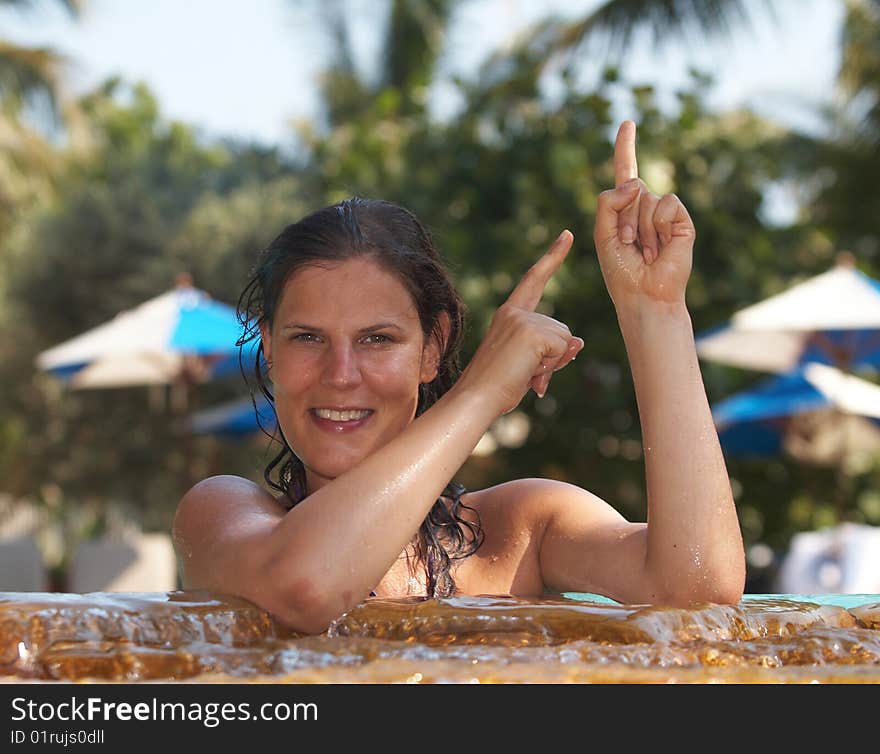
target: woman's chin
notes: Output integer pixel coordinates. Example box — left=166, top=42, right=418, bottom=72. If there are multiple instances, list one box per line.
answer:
left=303, top=457, right=364, bottom=487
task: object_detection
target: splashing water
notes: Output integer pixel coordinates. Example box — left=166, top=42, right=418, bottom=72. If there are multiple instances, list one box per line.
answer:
left=1, top=592, right=878, bottom=683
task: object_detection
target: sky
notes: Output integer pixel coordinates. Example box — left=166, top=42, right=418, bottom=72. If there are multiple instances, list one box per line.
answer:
left=2, top=0, right=846, bottom=149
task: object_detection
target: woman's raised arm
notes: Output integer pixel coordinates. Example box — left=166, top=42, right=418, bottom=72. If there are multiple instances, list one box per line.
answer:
left=541, top=121, right=745, bottom=606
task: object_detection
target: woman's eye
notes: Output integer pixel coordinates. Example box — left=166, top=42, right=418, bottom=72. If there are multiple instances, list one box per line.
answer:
left=362, top=334, right=392, bottom=344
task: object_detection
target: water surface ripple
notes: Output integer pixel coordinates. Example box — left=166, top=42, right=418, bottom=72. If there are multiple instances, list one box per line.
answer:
left=1, top=592, right=878, bottom=683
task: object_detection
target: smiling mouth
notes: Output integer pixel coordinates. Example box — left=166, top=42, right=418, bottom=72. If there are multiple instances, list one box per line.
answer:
left=311, top=408, right=373, bottom=422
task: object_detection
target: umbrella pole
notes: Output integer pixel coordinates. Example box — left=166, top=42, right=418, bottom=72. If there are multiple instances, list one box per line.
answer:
left=832, top=355, right=855, bottom=522
left=182, top=382, right=195, bottom=493
left=172, top=368, right=197, bottom=494
left=834, top=411, right=851, bottom=522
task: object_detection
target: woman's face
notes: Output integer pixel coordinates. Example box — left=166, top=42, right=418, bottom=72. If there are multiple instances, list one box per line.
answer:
left=260, top=256, right=442, bottom=494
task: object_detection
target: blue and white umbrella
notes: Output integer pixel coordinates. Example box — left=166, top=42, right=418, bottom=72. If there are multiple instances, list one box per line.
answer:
left=697, top=258, right=880, bottom=374
left=714, top=362, right=880, bottom=467
left=36, top=282, right=245, bottom=389
left=188, top=393, right=276, bottom=437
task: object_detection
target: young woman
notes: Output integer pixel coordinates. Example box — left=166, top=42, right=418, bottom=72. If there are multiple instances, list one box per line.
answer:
left=173, top=121, right=745, bottom=633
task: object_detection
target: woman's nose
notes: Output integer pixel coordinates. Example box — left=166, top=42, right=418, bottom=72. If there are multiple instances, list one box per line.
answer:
left=320, top=343, right=362, bottom=389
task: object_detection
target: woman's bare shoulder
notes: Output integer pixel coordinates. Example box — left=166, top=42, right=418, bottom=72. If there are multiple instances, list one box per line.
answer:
left=180, top=474, right=280, bottom=505
left=173, top=475, right=286, bottom=541
left=463, top=477, right=613, bottom=519
left=463, top=477, right=632, bottom=544
left=453, top=479, right=620, bottom=596
left=172, top=475, right=288, bottom=592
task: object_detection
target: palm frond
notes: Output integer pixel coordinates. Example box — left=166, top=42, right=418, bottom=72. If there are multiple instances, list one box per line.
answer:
left=839, top=0, right=880, bottom=101
left=486, top=0, right=767, bottom=83
left=382, top=0, right=455, bottom=95
left=559, top=0, right=756, bottom=53
left=0, top=40, right=68, bottom=124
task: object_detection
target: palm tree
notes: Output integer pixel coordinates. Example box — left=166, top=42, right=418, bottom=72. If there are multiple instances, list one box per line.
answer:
left=838, top=0, right=880, bottom=132
left=312, top=0, right=456, bottom=128
left=309, top=0, right=764, bottom=128
left=1, top=0, right=81, bottom=124
left=547, top=0, right=757, bottom=53
left=0, top=0, right=81, bottom=232
left=801, top=0, right=880, bottom=255
left=476, top=0, right=766, bottom=85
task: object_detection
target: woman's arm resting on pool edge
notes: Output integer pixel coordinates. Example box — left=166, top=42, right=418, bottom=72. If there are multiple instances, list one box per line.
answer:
left=172, top=475, right=289, bottom=603
left=539, top=121, right=745, bottom=605
left=171, top=230, right=584, bottom=634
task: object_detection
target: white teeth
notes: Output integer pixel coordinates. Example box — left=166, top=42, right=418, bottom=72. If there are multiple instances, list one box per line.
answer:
left=314, top=408, right=371, bottom=422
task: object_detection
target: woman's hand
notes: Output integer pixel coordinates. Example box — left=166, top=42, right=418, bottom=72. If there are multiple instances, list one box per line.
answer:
left=594, top=121, right=695, bottom=309
left=457, top=231, right=584, bottom=415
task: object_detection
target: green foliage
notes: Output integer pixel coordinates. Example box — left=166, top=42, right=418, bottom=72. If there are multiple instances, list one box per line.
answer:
left=284, top=3, right=874, bottom=579
left=3, top=0, right=879, bottom=590
left=0, top=0, right=83, bottom=234
left=0, top=79, right=305, bottom=531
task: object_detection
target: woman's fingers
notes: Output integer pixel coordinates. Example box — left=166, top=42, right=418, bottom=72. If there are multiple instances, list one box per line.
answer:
left=531, top=372, right=551, bottom=399
left=638, top=191, right=661, bottom=264
left=491, top=213, right=587, bottom=403
left=594, top=181, right=641, bottom=247
left=558, top=337, right=584, bottom=370
left=597, top=183, right=691, bottom=265
left=654, top=193, right=695, bottom=247
left=614, top=120, right=638, bottom=186
left=614, top=120, right=640, bottom=247
left=506, top=229, right=573, bottom=312
left=530, top=336, right=583, bottom=398
left=618, top=187, right=640, bottom=246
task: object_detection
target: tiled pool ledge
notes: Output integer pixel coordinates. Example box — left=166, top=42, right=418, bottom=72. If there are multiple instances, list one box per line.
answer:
left=562, top=593, right=880, bottom=609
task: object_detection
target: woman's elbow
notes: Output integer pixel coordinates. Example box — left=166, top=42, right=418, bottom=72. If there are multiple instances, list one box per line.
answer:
left=661, top=567, right=746, bottom=607
left=258, top=567, right=353, bottom=635
left=709, top=552, right=748, bottom=605
left=693, top=580, right=744, bottom=606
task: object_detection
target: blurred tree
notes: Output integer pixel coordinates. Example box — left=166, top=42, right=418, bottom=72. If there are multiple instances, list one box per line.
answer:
left=290, top=0, right=832, bottom=569
left=296, top=5, right=821, bottom=564
left=839, top=0, right=880, bottom=131
left=0, top=79, right=306, bottom=536
left=747, top=0, right=880, bottom=554
left=542, top=0, right=758, bottom=51
left=0, top=0, right=82, bottom=232
left=803, top=0, right=880, bottom=263
left=0, top=0, right=858, bottom=588
left=0, top=0, right=80, bottom=123
left=0, top=0, right=82, bottom=290
left=309, top=0, right=456, bottom=128
left=468, top=0, right=765, bottom=91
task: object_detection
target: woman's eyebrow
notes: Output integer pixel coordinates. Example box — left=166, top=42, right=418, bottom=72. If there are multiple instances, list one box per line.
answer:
left=280, top=322, right=405, bottom=333
left=359, top=323, right=404, bottom=333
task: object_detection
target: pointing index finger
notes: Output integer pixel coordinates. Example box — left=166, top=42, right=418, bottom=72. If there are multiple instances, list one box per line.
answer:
left=506, top=229, right=573, bottom=311
left=614, top=120, right=638, bottom=188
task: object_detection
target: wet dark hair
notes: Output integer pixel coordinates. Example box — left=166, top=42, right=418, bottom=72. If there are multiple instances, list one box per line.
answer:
left=237, top=196, right=484, bottom=597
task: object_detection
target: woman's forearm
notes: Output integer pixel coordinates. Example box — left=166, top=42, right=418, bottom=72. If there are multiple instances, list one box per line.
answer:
left=617, top=299, right=745, bottom=603
left=261, top=383, right=495, bottom=629
left=253, top=231, right=581, bottom=632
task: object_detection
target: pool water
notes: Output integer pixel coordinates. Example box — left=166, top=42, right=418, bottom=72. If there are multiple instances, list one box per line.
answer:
left=1, top=591, right=879, bottom=683
left=565, top=591, right=880, bottom=609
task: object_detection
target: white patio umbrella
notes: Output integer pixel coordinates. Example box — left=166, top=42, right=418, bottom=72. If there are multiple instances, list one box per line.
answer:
left=696, top=255, right=880, bottom=374
left=699, top=255, right=880, bottom=519
left=35, top=277, right=245, bottom=488
left=36, top=276, right=244, bottom=408
left=714, top=362, right=880, bottom=517
left=714, top=362, right=880, bottom=469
